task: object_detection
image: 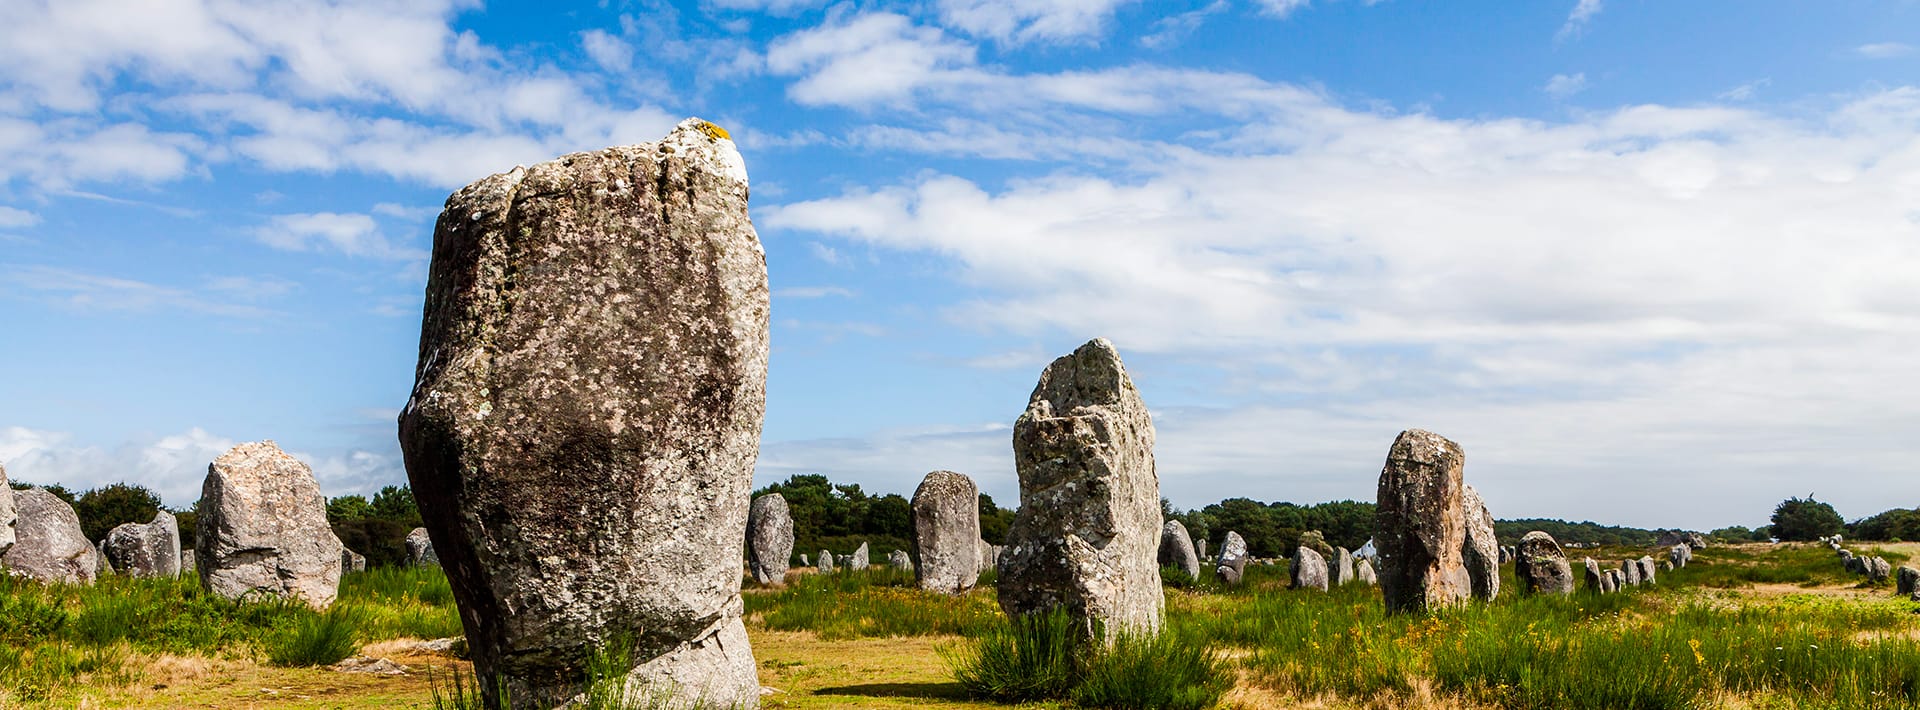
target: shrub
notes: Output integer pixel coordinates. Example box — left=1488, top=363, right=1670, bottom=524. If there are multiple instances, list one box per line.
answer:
left=266, top=604, right=365, bottom=667
left=1073, top=626, right=1231, bottom=710
left=945, top=609, right=1080, bottom=703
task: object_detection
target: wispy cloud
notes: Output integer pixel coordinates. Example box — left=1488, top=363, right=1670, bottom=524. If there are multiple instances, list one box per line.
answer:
left=254, top=212, right=427, bottom=260
left=1545, top=72, right=1588, bottom=99
left=1140, top=1, right=1227, bottom=49
left=775, top=285, right=856, bottom=299
left=2, top=265, right=281, bottom=318
left=0, top=206, right=40, bottom=228
left=936, top=0, right=1137, bottom=45
left=1857, top=42, right=1914, bottom=59
left=0, top=426, right=403, bottom=507
left=1558, top=0, right=1602, bottom=41
left=1255, top=0, right=1312, bottom=19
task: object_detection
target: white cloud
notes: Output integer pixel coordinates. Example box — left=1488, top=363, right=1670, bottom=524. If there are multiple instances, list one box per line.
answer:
left=255, top=212, right=426, bottom=260
left=704, top=0, right=827, bottom=14
left=766, top=12, right=977, bottom=107
left=1255, top=0, right=1312, bottom=18
left=1558, top=0, right=1601, bottom=41
left=580, top=29, right=634, bottom=71
left=764, top=88, right=1920, bottom=526
left=1, top=265, right=279, bottom=318
left=936, top=0, right=1136, bottom=45
left=774, top=285, right=855, bottom=299
left=0, top=426, right=405, bottom=508
left=1857, top=42, right=1914, bottom=59
left=0, top=206, right=40, bottom=228
left=1717, top=78, right=1770, bottom=102
left=1140, top=1, right=1227, bottom=49
left=1545, top=72, right=1588, bottom=99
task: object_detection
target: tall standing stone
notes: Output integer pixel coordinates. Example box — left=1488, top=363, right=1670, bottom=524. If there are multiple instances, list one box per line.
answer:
left=912, top=470, right=981, bottom=594
left=1217, top=531, right=1250, bottom=585
left=397, top=119, right=767, bottom=710
left=1197, top=538, right=1208, bottom=562
left=1584, top=557, right=1611, bottom=593
left=1461, top=484, right=1499, bottom=601
left=999, top=339, right=1164, bottom=638
left=1291, top=546, right=1329, bottom=591
left=1374, top=429, right=1470, bottom=614
left=1513, top=531, right=1573, bottom=595
left=103, top=511, right=182, bottom=578
left=1637, top=556, right=1657, bottom=585
left=1619, top=559, right=1641, bottom=587
left=850, top=542, right=870, bottom=571
left=1159, top=520, right=1201, bottom=580
left=197, top=442, right=342, bottom=608
left=3, top=488, right=98, bottom=584
left=1355, top=558, right=1377, bottom=586
left=747, top=494, right=794, bottom=586
left=1331, top=547, right=1354, bottom=586
left=406, top=527, right=439, bottom=567
left=818, top=550, right=834, bottom=573
left=0, top=463, right=15, bottom=557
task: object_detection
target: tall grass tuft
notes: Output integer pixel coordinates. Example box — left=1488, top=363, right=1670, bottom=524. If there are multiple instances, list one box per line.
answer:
left=944, top=609, right=1080, bottom=702
left=1072, top=626, right=1232, bottom=710
left=266, top=603, right=366, bottom=667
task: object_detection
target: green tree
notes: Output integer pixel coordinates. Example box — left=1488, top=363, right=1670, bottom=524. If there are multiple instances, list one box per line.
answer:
left=327, top=495, right=376, bottom=523
left=1708, top=525, right=1754, bottom=543
left=1849, top=508, right=1920, bottom=542
left=1770, top=496, right=1844, bottom=542
left=74, top=482, right=163, bottom=542
left=369, top=486, right=422, bottom=528
left=980, top=494, right=1016, bottom=545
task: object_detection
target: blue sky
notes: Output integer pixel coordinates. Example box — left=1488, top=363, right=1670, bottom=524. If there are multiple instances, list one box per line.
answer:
left=2, top=0, right=1917, bottom=531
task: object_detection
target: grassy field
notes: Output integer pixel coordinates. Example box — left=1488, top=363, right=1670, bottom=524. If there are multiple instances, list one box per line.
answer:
left=5, top=542, right=1919, bottom=708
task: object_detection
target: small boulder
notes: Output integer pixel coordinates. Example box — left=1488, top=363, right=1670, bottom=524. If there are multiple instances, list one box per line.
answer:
left=889, top=550, right=914, bottom=573
left=1355, top=558, right=1378, bottom=586
left=1291, top=546, right=1329, bottom=591
left=3, top=488, right=98, bottom=584
left=1897, top=565, right=1919, bottom=596
left=103, top=511, right=182, bottom=578
left=405, top=527, right=438, bottom=567
left=1216, top=531, right=1250, bottom=586
left=342, top=548, right=368, bottom=574
left=1159, top=520, right=1201, bottom=580
left=747, top=493, right=795, bottom=586
left=197, top=442, right=343, bottom=608
left=1868, top=556, right=1892, bottom=581
left=1514, top=531, right=1573, bottom=595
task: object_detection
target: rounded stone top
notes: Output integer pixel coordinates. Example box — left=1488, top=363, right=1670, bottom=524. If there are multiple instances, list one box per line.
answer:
left=1388, top=428, right=1463, bottom=464
left=915, top=470, right=977, bottom=498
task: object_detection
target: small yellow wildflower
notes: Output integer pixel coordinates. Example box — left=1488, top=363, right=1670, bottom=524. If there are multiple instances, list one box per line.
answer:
left=1688, top=638, right=1705, bottom=665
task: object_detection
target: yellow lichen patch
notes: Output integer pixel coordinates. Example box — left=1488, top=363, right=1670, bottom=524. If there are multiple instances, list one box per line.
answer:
left=696, top=120, right=732, bottom=141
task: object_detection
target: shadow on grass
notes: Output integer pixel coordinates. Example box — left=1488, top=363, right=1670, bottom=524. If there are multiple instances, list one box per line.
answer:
left=813, top=681, right=972, bottom=699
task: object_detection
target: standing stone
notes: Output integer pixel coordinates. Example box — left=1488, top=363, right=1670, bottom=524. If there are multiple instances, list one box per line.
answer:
left=889, top=550, right=913, bottom=573
left=912, top=470, right=981, bottom=595
left=406, top=527, right=439, bottom=567
left=1618, top=560, right=1640, bottom=587
left=1197, top=538, right=1208, bottom=562
left=103, top=511, right=182, bottom=578
left=1583, top=558, right=1611, bottom=594
left=1330, top=547, right=1354, bottom=586
left=1374, top=429, right=1471, bottom=614
left=850, top=542, right=870, bottom=571
left=1868, top=557, right=1892, bottom=581
left=1291, top=546, right=1329, bottom=591
left=1355, top=558, right=1378, bottom=586
left=3, top=488, right=98, bottom=584
left=1461, top=484, right=1499, bottom=601
left=1217, top=531, right=1250, bottom=585
left=799, top=553, right=809, bottom=568
left=747, top=494, right=794, bottom=586
left=999, top=338, right=1164, bottom=639
left=1637, top=556, right=1657, bottom=585
left=342, top=548, right=368, bottom=573
left=396, top=119, right=767, bottom=710
left=1159, top=520, right=1201, bottom=580
left=1606, top=568, right=1623, bottom=591
left=1669, top=544, right=1689, bottom=568
left=1687, top=533, right=1708, bottom=550
left=0, top=463, right=15, bottom=557
left=818, top=550, right=834, bottom=573
left=1514, top=531, right=1573, bottom=595
left=1897, top=565, right=1920, bottom=596
left=197, top=442, right=342, bottom=608
left=977, top=538, right=997, bottom=572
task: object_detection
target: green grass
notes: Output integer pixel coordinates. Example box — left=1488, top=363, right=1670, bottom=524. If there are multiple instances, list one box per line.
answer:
left=265, top=603, right=365, bottom=667
left=746, top=566, right=1004, bottom=639
left=945, top=609, right=1231, bottom=710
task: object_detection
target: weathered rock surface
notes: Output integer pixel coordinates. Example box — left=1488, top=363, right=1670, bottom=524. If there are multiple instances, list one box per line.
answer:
left=747, top=494, right=794, bottom=586
left=889, top=550, right=913, bottom=573
left=1461, top=484, right=1499, bottom=601
left=1374, top=429, right=1471, bottom=614
left=1159, top=520, right=1201, bottom=580
left=1868, top=556, right=1892, bottom=581
left=405, top=527, right=439, bottom=567
left=1292, top=546, right=1329, bottom=591
left=1512, top=531, right=1573, bottom=595
left=197, top=442, right=342, bottom=608
left=1606, top=568, right=1623, bottom=592
left=3, top=488, right=98, bottom=584
left=1217, top=531, right=1250, bottom=586
left=818, top=550, right=834, bottom=573
left=799, top=554, right=809, bottom=567
left=1197, top=538, right=1207, bottom=562
left=395, top=119, right=767, bottom=709
left=1618, top=559, right=1641, bottom=587
left=0, top=463, right=15, bottom=557
left=1331, top=547, right=1354, bottom=586
left=1298, top=530, right=1335, bottom=560
left=1584, top=558, right=1611, bottom=594
left=850, top=542, right=870, bottom=571
left=1898, top=565, right=1920, bottom=596
left=977, top=538, right=997, bottom=572
left=104, top=511, right=182, bottom=578
left=1669, top=544, right=1690, bottom=568
left=1637, top=556, right=1657, bottom=585
left=1355, top=558, right=1377, bottom=586
left=912, top=470, right=980, bottom=595
left=999, top=338, right=1164, bottom=638
left=342, top=548, right=367, bottom=573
